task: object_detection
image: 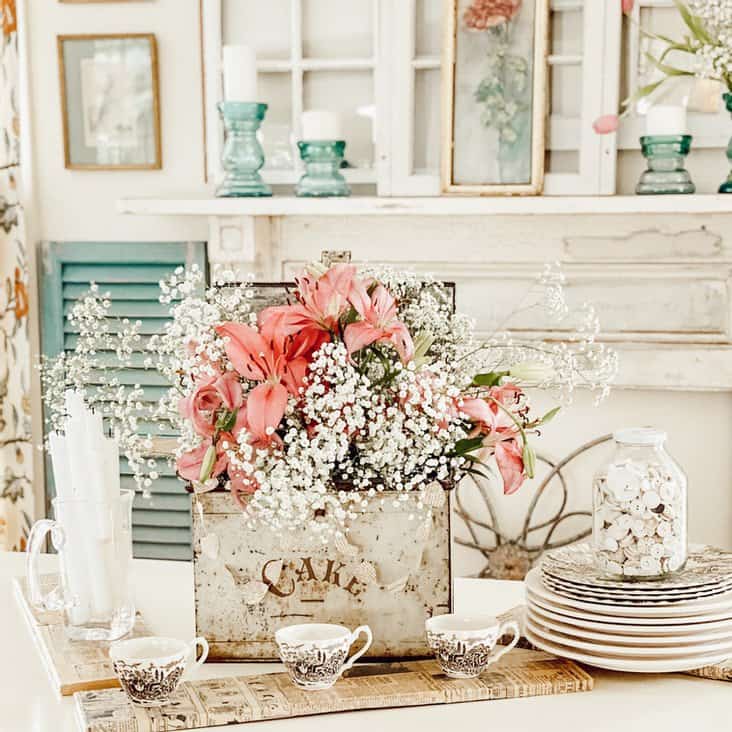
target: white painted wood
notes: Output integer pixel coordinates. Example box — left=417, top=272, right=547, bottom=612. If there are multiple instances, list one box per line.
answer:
left=118, top=194, right=732, bottom=216
left=201, top=0, right=224, bottom=184
left=545, top=0, right=621, bottom=195
left=206, top=215, right=270, bottom=274
left=375, top=0, right=393, bottom=195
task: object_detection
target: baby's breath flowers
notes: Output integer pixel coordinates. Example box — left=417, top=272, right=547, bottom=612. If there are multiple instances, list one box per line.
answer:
left=41, top=261, right=617, bottom=539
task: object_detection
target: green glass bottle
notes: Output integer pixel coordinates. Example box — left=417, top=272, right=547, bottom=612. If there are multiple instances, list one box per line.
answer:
left=636, top=135, right=695, bottom=195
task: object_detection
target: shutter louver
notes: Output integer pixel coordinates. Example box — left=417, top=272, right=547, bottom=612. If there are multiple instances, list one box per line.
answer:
left=40, top=241, right=207, bottom=561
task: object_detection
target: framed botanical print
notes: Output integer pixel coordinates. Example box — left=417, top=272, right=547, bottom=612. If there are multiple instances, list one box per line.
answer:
left=57, top=34, right=161, bottom=170
left=441, top=0, right=549, bottom=195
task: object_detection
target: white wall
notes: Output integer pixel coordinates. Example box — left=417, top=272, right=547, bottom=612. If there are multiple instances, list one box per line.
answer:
left=27, top=0, right=209, bottom=242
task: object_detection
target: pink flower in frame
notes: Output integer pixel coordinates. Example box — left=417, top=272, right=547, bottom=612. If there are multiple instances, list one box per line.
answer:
left=463, top=0, right=522, bottom=30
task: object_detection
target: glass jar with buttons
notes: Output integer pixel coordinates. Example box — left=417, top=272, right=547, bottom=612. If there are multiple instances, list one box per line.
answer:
left=592, top=428, right=687, bottom=580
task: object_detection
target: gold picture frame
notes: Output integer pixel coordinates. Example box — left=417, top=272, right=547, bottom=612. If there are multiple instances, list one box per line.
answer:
left=57, top=33, right=162, bottom=170
left=441, top=0, right=549, bottom=195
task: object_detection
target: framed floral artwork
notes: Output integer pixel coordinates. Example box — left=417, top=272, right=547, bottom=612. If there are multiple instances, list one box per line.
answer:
left=441, top=0, right=549, bottom=195
left=57, top=34, right=161, bottom=170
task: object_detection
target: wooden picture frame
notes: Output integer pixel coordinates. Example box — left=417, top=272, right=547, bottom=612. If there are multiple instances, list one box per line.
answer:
left=57, top=33, right=161, bottom=170
left=441, top=0, right=549, bottom=195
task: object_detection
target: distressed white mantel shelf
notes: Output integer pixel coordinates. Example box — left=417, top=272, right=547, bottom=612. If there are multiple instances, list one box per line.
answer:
left=117, top=195, right=732, bottom=218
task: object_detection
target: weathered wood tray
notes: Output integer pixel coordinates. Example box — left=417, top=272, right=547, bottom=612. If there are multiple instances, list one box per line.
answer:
left=13, top=575, right=150, bottom=697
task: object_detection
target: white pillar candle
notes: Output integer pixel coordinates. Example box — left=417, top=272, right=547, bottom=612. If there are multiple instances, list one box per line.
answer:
left=301, top=109, right=342, bottom=141
left=223, top=45, right=258, bottom=102
left=645, top=105, right=687, bottom=136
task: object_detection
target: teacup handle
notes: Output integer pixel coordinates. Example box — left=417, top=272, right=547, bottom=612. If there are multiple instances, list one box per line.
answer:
left=342, top=625, right=373, bottom=673
left=488, top=620, right=521, bottom=666
left=185, top=636, right=209, bottom=678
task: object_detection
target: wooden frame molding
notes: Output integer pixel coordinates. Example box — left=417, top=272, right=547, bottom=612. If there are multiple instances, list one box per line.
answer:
left=441, top=0, right=549, bottom=196
left=57, top=33, right=162, bottom=171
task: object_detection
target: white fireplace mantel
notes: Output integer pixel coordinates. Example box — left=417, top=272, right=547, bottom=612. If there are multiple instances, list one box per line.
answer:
left=118, top=194, right=732, bottom=392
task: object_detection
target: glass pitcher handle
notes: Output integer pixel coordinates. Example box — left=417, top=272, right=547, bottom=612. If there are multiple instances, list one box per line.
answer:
left=26, top=519, right=66, bottom=611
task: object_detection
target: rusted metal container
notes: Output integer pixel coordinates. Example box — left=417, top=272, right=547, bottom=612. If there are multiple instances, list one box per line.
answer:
left=192, top=488, right=452, bottom=660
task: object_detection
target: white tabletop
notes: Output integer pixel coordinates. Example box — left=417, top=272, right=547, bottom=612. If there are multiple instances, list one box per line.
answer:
left=1, top=553, right=730, bottom=732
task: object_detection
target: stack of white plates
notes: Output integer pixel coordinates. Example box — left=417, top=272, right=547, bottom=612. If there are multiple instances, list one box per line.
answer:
left=525, top=543, right=732, bottom=672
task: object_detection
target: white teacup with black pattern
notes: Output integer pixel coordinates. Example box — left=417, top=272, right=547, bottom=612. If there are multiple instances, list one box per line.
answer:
left=110, top=636, right=209, bottom=706
left=275, top=623, right=373, bottom=690
left=426, top=614, right=520, bottom=679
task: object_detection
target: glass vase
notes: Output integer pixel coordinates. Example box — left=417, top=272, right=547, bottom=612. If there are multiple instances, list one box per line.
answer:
left=26, top=490, right=136, bottom=640
left=719, top=93, right=732, bottom=193
left=295, top=140, right=351, bottom=197
left=592, top=428, right=687, bottom=580
left=216, top=102, right=272, bottom=198
left=636, top=135, right=695, bottom=195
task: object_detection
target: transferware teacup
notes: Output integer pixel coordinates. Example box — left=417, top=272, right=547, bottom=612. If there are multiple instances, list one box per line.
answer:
left=275, top=623, right=373, bottom=690
left=426, top=613, right=520, bottom=679
left=110, top=635, right=209, bottom=706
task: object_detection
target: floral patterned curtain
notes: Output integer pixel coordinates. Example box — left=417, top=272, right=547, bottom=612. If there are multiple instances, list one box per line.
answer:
left=0, top=0, right=33, bottom=551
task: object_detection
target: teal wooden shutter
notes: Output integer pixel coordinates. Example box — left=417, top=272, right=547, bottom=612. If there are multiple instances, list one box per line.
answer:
left=39, top=241, right=206, bottom=560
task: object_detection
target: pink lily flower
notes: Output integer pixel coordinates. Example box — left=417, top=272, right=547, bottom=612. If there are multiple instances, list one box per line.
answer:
left=216, top=321, right=307, bottom=443
left=344, top=282, right=415, bottom=363
left=460, top=394, right=526, bottom=495
left=259, top=264, right=358, bottom=339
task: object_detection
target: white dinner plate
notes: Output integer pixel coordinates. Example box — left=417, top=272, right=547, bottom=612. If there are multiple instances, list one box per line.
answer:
left=527, top=568, right=732, bottom=618
left=541, top=575, right=732, bottom=605
left=525, top=627, right=732, bottom=673
left=526, top=585, right=732, bottom=627
left=526, top=614, right=732, bottom=657
left=527, top=603, right=732, bottom=643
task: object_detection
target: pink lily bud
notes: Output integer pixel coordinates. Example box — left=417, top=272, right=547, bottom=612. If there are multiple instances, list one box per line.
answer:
left=622, top=0, right=634, bottom=15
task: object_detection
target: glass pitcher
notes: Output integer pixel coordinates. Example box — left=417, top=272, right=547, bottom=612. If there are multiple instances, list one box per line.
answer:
left=592, top=428, right=687, bottom=580
left=26, top=490, right=135, bottom=641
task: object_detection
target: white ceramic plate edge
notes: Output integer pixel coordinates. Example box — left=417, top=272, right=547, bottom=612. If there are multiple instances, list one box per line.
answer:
left=526, top=615, right=732, bottom=657
left=525, top=628, right=732, bottom=673
left=527, top=603, right=732, bottom=642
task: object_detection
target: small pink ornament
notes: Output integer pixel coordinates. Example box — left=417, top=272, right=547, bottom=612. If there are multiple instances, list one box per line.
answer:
left=592, top=114, right=619, bottom=135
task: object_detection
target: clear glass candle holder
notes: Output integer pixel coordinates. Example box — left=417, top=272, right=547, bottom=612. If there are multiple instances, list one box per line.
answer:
left=719, top=93, right=732, bottom=194
left=636, top=135, right=695, bottom=195
left=295, top=140, right=351, bottom=197
left=216, top=102, right=272, bottom=198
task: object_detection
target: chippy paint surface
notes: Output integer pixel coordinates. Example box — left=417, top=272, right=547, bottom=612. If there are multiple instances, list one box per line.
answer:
left=192, top=490, right=452, bottom=660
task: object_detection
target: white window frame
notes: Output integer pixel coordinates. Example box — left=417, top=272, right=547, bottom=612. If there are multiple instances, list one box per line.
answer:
left=201, top=0, right=624, bottom=196
left=201, top=0, right=383, bottom=188
left=619, top=0, right=730, bottom=151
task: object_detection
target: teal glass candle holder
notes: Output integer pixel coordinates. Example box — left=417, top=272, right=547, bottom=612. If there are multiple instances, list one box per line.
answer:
left=719, top=93, right=732, bottom=193
left=636, top=135, right=695, bottom=195
left=294, top=140, right=350, bottom=197
left=216, top=102, right=272, bottom=198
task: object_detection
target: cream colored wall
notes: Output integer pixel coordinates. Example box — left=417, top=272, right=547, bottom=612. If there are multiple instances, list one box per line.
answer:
left=26, top=0, right=208, bottom=242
